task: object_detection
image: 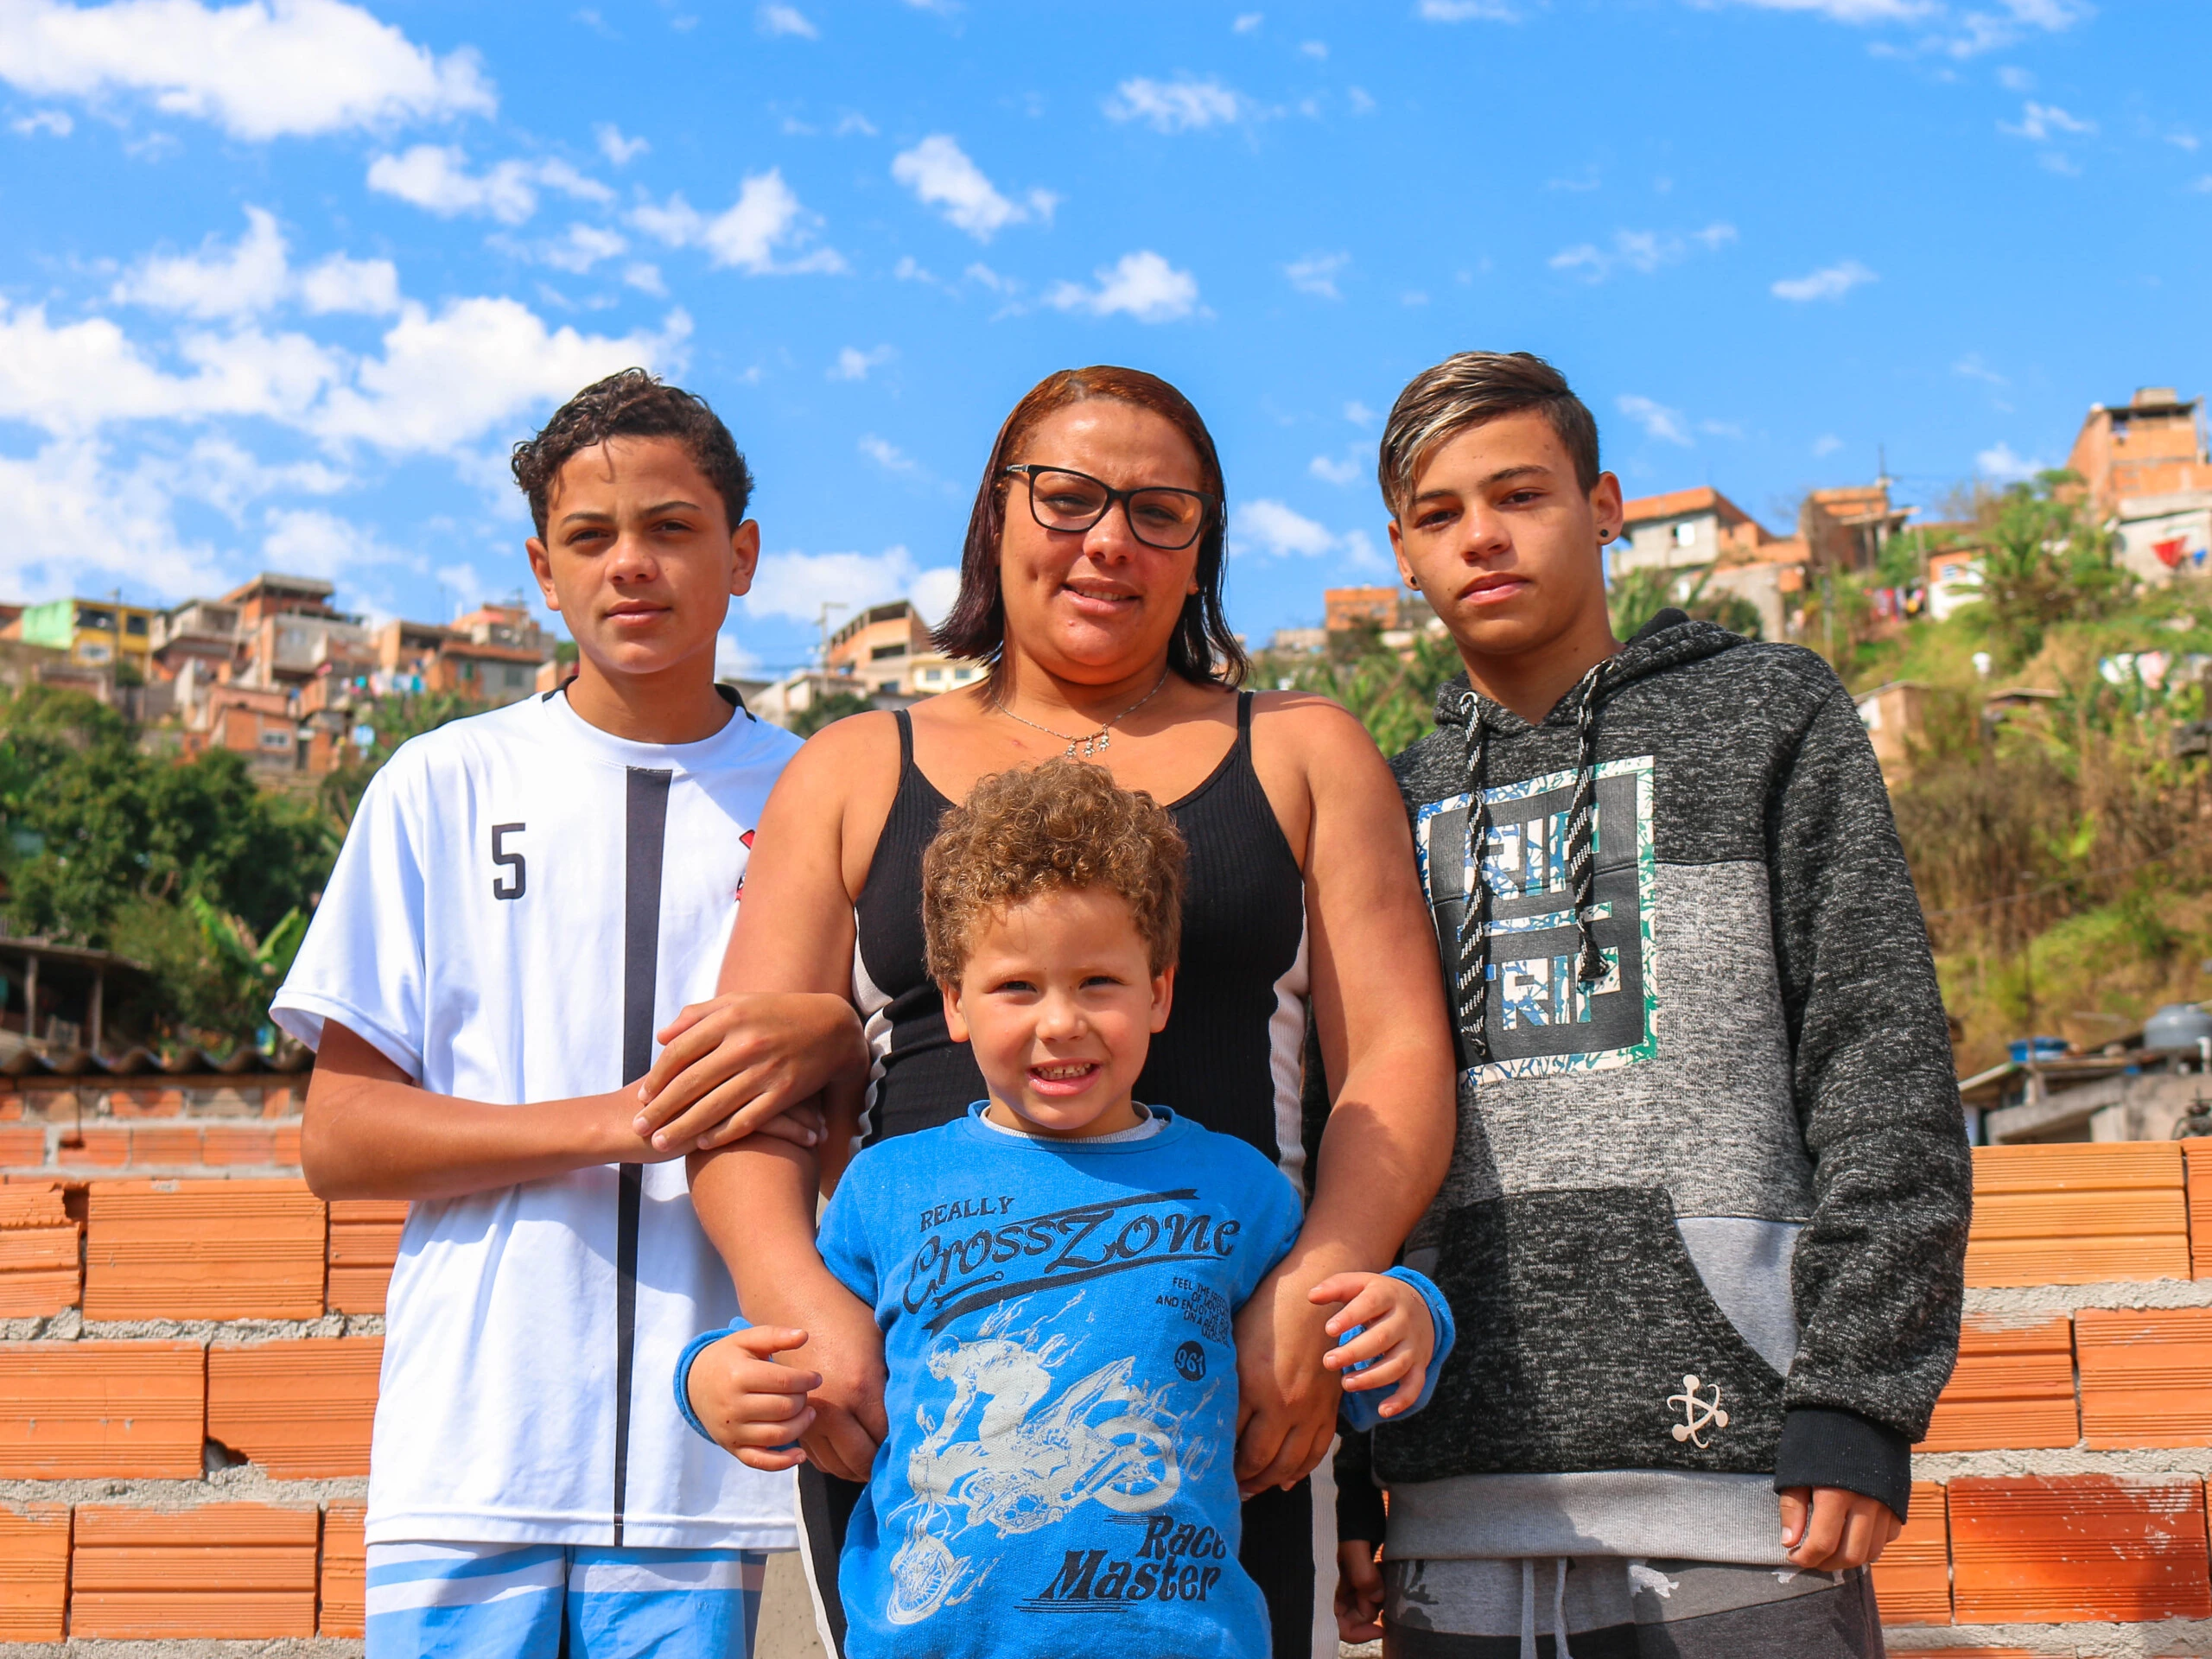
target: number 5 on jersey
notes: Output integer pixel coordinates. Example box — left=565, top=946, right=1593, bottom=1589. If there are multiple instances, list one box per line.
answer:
left=492, top=823, right=526, bottom=900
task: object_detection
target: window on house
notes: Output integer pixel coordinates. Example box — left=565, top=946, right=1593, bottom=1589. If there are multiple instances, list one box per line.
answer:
left=871, top=642, right=908, bottom=660
left=124, top=615, right=148, bottom=637
left=1673, top=523, right=1698, bottom=548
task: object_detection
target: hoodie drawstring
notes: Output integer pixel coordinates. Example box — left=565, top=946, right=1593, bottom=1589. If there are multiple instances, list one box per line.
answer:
left=1452, top=659, right=1611, bottom=1063
left=1517, top=1558, right=1573, bottom=1659
left=1453, top=689, right=1493, bottom=1060
left=1562, top=658, right=1610, bottom=986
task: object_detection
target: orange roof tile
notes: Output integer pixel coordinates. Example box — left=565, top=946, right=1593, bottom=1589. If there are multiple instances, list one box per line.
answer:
left=1618, top=486, right=1755, bottom=528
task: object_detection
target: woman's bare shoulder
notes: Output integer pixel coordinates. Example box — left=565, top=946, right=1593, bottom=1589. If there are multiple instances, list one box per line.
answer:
left=773, top=707, right=904, bottom=795
left=1248, top=686, right=1386, bottom=756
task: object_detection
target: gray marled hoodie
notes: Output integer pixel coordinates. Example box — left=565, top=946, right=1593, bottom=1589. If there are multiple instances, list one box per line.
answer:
left=1338, top=610, right=1971, bottom=1567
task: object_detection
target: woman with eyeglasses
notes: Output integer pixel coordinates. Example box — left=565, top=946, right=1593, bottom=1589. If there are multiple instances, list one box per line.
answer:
left=644, top=365, right=1454, bottom=1658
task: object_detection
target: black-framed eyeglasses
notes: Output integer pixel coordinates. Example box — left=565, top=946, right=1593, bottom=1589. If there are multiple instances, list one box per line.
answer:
left=1002, top=464, right=1217, bottom=552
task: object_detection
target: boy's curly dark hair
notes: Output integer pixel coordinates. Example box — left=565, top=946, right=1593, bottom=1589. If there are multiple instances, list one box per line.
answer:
left=511, top=368, right=754, bottom=538
left=922, top=760, right=1187, bottom=984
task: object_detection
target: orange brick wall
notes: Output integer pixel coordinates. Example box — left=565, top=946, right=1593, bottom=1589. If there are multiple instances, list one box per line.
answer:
left=1, top=1074, right=386, bottom=1645
left=1875, top=1141, right=2212, bottom=1655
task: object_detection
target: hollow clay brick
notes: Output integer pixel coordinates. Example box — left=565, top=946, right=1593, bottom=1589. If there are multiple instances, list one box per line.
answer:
left=1965, top=1142, right=2192, bottom=1287
left=203, top=1122, right=303, bottom=1167
left=83, top=1179, right=325, bottom=1320
left=321, top=1501, right=365, bottom=1638
left=2189, top=1140, right=2212, bottom=1281
left=69, top=1503, right=319, bottom=1639
left=127, top=1124, right=206, bottom=1166
left=2076, top=1306, right=2212, bottom=1448
left=0, top=1503, right=69, bottom=1642
left=1917, top=1314, right=2078, bottom=1452
left=1948, top=1474, right=2212, bottom=1624
left=262, top=1085, right=295, bottom=1118
left=107, top=1089, right=185, bottom=1118
left=0, top=1340, right=204, bottom=1478
left=1869, top=1480, right=1949, bottom=1624
left=58, top=1127, right=130, bottom=1169
left=207, top=1338, right=380, bottom=1477
left=0, top=1125, right=43, bottom=1166
left=326, top=1199, right=406, bottom=1315
left=0, top=1183, right=83, bottom=1313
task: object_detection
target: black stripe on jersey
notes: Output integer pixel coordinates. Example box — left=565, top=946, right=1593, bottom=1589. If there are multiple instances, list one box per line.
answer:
left=613, top=766, right=672, bottom=1547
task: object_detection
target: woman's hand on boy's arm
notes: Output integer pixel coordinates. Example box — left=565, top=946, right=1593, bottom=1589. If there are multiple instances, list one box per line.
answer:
left=1778, top=1487, right=1902, bottom=1570
left=302, top=1022, right=687, bottom=1202
left=688, top=1326, right=819, bottom=1472
left=1312, top=1271, right=1435, bottom=1420
left=632, top=992, right=864, bottom=1153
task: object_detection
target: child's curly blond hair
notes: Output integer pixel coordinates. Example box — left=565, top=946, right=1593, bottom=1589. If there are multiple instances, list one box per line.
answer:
left=922, top=759, right=1187, bottom=985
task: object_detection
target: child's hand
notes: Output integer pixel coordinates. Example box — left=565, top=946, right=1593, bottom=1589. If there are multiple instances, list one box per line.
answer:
left=1309, top=1272, right=1435, bottom=1421
left=1777, top=1486, right=1902, bottom=1570
left=686, top=1325, right=820, bottom=1471
left=1335, top=1540, right=1384, bottom=1643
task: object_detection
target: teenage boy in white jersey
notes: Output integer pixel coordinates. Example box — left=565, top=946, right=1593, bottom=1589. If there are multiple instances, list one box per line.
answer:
left=276, top=369, right=863, bottom=1659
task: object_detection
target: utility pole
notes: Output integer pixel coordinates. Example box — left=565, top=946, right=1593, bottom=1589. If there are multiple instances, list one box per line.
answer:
left=815, top=601, right=848, bottom=672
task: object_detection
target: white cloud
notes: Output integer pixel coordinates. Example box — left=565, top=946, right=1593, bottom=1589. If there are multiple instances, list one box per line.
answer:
left=1770, top=258, right=1877, bottom=301
left=0, top=0, right=494, bottom=139
left=757, top=3, right=817, bottom=35
left=0, top=436, right=231, bottom=599
left=1697, top=0, right=1930, bottom=16
left=1285, top=251, right=1350, bottom=299
left=0, top=301, right=339, bottom=432
left=891, top=134, right=1056, bottom=241
left=858, top=434, right=916, bottom=474
left=622, top=262, right=665, bottom=295
left=2001, top=99, right=2094, bottom=141
left=1616, top=395, right=1693, bottom=446
left=10, top=107, right=69, bottom=134
left=1812, top=434, right=1845, bottom=457
left=1299, top=39, right=1326, bottom=57
left=1344, top=400, right=1376, bottom=427
left=260, top=505, right=409, bottom=576
left=1419, top=0, right=1517, bottom=17
left=742, top=543, right=956, bottom=626
left=1997, top=64, right=2035, bottom=90
left=159, top=433, right=347, bottom=519
left=715, top=632, right=760, bottom=681
left=1103, top=76, right=1243, bottom=132
left=1234, top=12, right=1262, bottom=29
left=315, top=298, right=689, bottom=456
left=1549, top=223, right=1735, bottom=281
left=910, top=564, right=961, bottom=626
left=830, top=345, right=894, bottom=381
left=1953, top=354, right=2008, bottom=387
left=1309, top=452, right=1361, bottom=486
left=1046, top=250, right=1198, bottom=322
left=299, top=252, right=399, bottom=315
left=539, top=222, right=627, bottom=274
left=111, top=207, right=399, bottom=319
left=1230, top=499, right=1382, bottom=569
left=366, top=146, right=609, bottom=226
left=112, top=205, right=289, bottom=318
left=630, top=171, right=844, bottom=274
left=594, top=122, right=647, bottom=166
left=1976, top=440, right=2043, bottom=481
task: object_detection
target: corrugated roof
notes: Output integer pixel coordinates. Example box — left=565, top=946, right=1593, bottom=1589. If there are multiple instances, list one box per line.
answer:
left=1619, top=486, right=1755, bottom=528
left=0, top=1044, right=313, bottom=1078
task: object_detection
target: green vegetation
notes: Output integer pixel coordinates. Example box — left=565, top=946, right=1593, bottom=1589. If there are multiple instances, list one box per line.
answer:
left=0, top=684, right=478, bottom=1053
left=791, top=689, right=874, bottom=738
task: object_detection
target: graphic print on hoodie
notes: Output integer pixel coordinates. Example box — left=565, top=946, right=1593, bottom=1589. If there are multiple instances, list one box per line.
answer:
left=1360, top=610, right=1971, bottom=1567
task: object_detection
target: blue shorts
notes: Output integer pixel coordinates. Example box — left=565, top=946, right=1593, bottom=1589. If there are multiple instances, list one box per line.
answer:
left=365, top=1541, right=766, bottom=1659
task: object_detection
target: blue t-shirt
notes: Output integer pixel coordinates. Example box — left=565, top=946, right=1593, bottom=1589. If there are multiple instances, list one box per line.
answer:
left=819, top=1103, right=1305, bottom=1659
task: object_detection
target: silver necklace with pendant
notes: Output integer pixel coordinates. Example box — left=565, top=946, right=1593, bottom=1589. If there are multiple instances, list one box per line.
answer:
left=991, top=669, right=1172, bottom=760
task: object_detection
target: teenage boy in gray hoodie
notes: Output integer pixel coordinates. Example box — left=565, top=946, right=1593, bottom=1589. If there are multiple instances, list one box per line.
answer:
left=1332, top=352, right=1971, bottom=1657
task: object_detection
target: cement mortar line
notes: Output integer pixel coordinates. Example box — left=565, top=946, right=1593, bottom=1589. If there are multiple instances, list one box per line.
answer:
left=0, top=1312, right=385, bottom=1342
left=2, top=1465, right=368, bottom=1507
left=0, top=1641, right=361, bottom=1657
left=1966, top=1279, right=2212, bottom=1316
left=2, top=1165, right=307, bottom=1179
left=1887, top=1619, right=2212, bottom=1656
left=1914, top=1445, right=2212, bottom=1478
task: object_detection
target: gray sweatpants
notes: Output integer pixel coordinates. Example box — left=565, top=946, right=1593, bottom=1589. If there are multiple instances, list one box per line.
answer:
left=1382, top=1555, right=1885, bottom=1658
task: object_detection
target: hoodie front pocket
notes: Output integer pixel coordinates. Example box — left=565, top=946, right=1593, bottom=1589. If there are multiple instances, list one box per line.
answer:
left=1376, top=1187, right=1788, bottom=1484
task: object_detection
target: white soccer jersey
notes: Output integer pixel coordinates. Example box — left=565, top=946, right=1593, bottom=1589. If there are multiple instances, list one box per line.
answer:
left=273, top=689, right=802, bottom=1552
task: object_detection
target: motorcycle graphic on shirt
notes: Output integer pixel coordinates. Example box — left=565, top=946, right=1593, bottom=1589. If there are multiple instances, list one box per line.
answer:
left=885, top=1300, right=1205, bottom=1627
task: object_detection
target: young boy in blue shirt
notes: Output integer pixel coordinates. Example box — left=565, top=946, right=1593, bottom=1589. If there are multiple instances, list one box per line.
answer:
left=677, top=760, right=1450, bottom=1656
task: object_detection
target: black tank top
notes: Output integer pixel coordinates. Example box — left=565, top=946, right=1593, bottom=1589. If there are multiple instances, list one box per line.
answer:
left=851, top=691, right=1312, bottom=1178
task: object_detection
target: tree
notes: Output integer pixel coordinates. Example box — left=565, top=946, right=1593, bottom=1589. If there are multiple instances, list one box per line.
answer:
left=1608, top=565, right=1764, bottom=642
left=1977, top=469, right=2129, bottom=666
left=791, top=690, right=873, bottom=738
left=1266, top=627, right=1464, bottom=756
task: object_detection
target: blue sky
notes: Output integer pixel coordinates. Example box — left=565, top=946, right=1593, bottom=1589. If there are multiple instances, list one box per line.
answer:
left=1, top=0, right=2205, bottom=675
